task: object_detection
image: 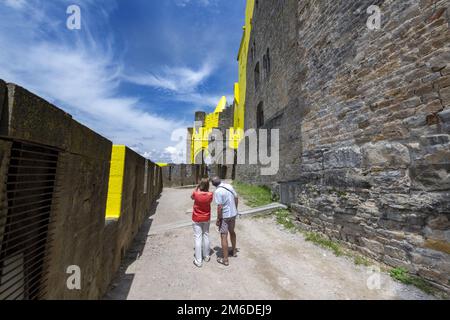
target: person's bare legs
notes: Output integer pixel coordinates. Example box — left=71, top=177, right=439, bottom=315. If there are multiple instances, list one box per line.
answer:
left=228, top=218, right=237, bottom=257
left=230, top=231, right=237, bottom=256
left=221, top=233, right=229, bottom=264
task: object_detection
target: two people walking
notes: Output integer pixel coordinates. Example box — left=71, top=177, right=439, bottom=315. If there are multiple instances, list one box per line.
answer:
left=191, top=177, right=239, bottom=267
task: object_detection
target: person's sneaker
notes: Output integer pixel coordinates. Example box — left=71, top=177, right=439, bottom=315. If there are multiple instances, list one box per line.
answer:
left=204, top=256, right=211, bottom=263
left=193, top=260, right=202, bottom=268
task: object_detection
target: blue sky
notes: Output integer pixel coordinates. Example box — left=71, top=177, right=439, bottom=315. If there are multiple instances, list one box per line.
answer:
left=0, top=0, right=246, bottom=162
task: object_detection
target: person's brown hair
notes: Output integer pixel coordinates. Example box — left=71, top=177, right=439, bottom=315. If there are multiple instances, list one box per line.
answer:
left=197, top=178, right=210, bottom=192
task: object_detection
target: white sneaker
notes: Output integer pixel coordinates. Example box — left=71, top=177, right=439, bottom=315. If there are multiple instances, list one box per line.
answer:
left=204, top=256, right=211, bottom=262
left=193, top=260, right=202, bottom=268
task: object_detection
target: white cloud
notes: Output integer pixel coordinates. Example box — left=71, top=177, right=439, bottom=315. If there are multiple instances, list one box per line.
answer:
left=2, top=0, right=27, bottom=10
left=175, top=92, right=233, bottom=108
left=123, top=63, right=213, bottom=94
left=174, top=0, right=215, bottom=7
left=164, top=128, right=189, bottom=164
left=123, top=60, right=233, bottom=110
left=0, top=1, right=187, bottom=162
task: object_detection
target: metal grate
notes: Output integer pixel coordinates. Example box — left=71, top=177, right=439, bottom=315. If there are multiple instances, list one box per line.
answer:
left=0, top=141, right=59, bottom=300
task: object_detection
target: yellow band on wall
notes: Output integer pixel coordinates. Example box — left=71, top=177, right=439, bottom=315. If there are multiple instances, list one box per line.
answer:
left=106, top=145, right=126, bottom=219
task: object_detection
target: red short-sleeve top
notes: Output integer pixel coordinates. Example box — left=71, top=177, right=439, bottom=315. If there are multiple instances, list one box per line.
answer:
left=192, top=190, right=213, bottom=222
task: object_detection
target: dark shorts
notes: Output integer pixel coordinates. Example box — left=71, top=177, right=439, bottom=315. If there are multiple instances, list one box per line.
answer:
left=219, top=217, right=236, bottom=235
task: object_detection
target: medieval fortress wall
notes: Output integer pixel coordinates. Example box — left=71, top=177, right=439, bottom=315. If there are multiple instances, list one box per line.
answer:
left=236, top=0, right=450, bottom=291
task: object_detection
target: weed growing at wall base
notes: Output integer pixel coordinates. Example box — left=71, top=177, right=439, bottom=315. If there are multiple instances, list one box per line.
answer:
left=274, top=209, right=296, bottom=231
left=389, top=268, right=436, bottom=295
left=304, top=232, right=344, bottom=257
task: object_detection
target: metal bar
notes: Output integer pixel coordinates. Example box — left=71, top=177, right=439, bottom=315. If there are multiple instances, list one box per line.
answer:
left=0, top=199, right=55, bottom=211
left=0, top=204, right=52, bottom=220
left=0, top=223, right=53, bottom=248
left=0, top=244, right=54, bottom=272
left=10, top=148, right=58, bottom=158
left=0, top=254, right=51, bottom=285
left=27, top=283, right=48, bottom=300
left=0, top=221, right=52, bottom=245
left=6, top=180, right=56, bottom=186
left=23, top=276, right=50, bottom=300
left=0, top=232, right=54, bottom=263
left=0, top=269, right=50, bottom=300
left=7, top=173, right=56, bottom=177
left=0, top=255, right=51, bottom=289
left=9, top=157, right=58, bottom=164
left=8, top=165, right=57, bottom=170
left=36, top=289, right=48, bottom=300
left=3, top=191, right=54, bottom=202
left=0, top=266, right=47, bottom=298
left=7, top=186, right=55, bottom=194
left=0, top=210, right=51, bottom=229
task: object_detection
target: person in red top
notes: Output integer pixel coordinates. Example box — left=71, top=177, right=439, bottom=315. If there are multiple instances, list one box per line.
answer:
left=191, top=178, right=213, bottom=267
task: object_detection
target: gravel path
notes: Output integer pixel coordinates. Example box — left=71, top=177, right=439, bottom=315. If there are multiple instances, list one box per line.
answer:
left=104, top=187, right=435, bottom=300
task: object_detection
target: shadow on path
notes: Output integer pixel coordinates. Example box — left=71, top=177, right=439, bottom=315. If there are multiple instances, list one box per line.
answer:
left=103, top=198, right=160, bottom=300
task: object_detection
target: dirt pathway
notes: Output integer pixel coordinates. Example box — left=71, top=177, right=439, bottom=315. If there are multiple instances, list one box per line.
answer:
left=104, top=187, right=434, bottom=300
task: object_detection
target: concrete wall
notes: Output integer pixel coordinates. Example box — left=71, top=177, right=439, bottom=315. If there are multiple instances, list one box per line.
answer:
left=0, top=81, right=162, bottom=299
left=236, top=0, right=450, bottom=291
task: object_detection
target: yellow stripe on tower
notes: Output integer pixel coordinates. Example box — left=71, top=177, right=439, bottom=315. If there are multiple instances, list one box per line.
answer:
left=106, top=145, right=126, bottom=219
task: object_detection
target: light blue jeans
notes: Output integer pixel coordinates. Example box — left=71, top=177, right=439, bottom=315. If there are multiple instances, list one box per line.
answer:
left=193, top=222, right=210, bottom=265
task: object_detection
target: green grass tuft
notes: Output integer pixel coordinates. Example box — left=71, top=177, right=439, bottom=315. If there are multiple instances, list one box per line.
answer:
left=390, top=267, right=435, bottom=295
left=305, top=232, right=344, bottom=257
left=274, top=209, right=297, bottom=231
left=354, top=256, right=371, bottom=266
left=233, top=181, right=272, bottom=207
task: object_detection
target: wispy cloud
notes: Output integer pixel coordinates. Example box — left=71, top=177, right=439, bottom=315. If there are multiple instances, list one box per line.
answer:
left=0, top=0, right=244, bottom=163
left=2, top=0, right=27, bottom=10
left=174, top=0, right=216, bottom=8
left=123, top=63, right=213, bottom=94
left=174, top=92, right=233, bottom=109
left=0, top=0, right=187, bottom=162
left=123, top=61, right=232, bottom=110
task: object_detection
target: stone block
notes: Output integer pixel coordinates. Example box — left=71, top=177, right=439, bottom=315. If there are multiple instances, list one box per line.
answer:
left=1, top=83, right=72, bottom=150
left=383, top=256, right=413, bottom=271
left=427, top=50, right=450, bottom=72
left=360, top=237, right=384, bottom=254
left=410, top=164, right=450, bottom=191
left=385, top=245, right=408, bottom=260
left=322, top=169, right=371, bottom=189
left=323, top=146, right=362, bottom=169
left=439, top=109, right=450, bottom=122
left=362, top=142, right=410, bottom=170
left=426, top=214, right=450, bottom=230
left=69, top=121, right=112, bottom=161
left=440, top=86, right=450, bottom=105
left=419, top=134, right=450, bottom=146
left=0, top=79, right=5, bottom=119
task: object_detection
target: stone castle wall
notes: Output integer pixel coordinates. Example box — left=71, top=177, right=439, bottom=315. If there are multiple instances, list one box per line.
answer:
left=161, top=164, right=207, bottom=188
left=236, top=0, right=450, bottom=291
left=0, top=81, right=163, bottom=299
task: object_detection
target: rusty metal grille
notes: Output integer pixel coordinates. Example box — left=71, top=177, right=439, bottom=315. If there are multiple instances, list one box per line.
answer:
left=0, top=141, right=59, bottom=300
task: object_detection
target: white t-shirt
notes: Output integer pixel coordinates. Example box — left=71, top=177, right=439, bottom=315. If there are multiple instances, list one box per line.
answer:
left=214, top=183, right=238, bottom=219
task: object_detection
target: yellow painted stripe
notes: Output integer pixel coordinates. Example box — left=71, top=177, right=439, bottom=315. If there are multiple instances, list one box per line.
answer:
left=105, top=145, right=126, bottom=219
left=157, top=163, right=168, bottom=167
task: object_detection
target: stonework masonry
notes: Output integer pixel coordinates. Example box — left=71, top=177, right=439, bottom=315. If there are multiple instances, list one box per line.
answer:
left=161, top=164, right=207, bottom=188
left=236, top=0, right=450, bottom=291
left=0, top=81, right=163, bottom=299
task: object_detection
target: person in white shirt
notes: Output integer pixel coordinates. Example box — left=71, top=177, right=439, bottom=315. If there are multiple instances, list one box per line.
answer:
left=211, top=177, right=239, bottom=266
